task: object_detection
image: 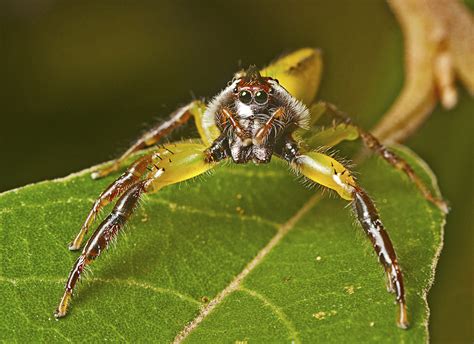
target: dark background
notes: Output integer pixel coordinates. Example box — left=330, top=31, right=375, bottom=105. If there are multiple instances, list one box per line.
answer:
left=1, top=1, right=472, bottom=342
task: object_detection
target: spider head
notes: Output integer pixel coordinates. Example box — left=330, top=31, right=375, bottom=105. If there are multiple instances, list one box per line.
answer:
left=232, top=66, right=275, bottom=107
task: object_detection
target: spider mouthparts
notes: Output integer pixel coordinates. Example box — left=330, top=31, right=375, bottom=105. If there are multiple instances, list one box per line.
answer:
left=242, top=138, right=252, bottom=146
left=397, top=320, right=409, bottom=330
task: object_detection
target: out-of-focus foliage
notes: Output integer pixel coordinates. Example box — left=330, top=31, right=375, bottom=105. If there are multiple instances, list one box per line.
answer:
left=373, top=0, right=474, bottom=143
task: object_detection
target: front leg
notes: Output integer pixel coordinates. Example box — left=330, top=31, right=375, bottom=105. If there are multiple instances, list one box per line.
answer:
left=205, top=135, right=230, bottom=163
left=255, top=107, right=285, bottom=144
left=278, top=145, right=409, bottom=329
left=218, top=107, right=249, bottom=141
left=91, top=100, right=218, bottom=179
left=55, top=142, right=216, bottom=318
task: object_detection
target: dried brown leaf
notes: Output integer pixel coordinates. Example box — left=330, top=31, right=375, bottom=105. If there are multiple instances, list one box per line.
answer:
left=373, top=0, right=474, bottom=143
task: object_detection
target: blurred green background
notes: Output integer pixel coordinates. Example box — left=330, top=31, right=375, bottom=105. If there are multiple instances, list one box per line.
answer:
left=1, top=1, right=472, bottom=342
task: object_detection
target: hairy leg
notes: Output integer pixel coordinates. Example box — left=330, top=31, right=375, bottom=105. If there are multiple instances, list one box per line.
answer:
left=219, top=107, right=248, bottom=140
left=92, top=100, right=219, bottom=179
left=255, top=107, right=285, bottom=144
left=300, top=122, right=359, bottom=150
left=55, top=142, right=215, bottom=318
left=278, top=149, right=409, bottom=329
left=303, top=101, right=447, bottom=212
left=69, top=154, right=156, bottom=250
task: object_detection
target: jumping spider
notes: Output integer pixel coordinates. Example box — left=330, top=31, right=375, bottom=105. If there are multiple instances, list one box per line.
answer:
left=54, top=48, right=446, bottom=329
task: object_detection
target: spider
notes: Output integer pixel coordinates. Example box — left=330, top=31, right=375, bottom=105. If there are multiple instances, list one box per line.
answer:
left=54, top=48, right=446, bottom=329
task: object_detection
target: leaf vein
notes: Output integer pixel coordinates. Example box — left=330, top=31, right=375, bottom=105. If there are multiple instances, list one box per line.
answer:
left=172, top=193, right=323, bottom=343
left=0, top=275, right=201, bottom=306
left=240, top=287, right=300, bottom=344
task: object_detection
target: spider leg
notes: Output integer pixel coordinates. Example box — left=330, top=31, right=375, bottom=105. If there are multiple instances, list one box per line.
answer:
left=302, top=101, right=447, bottom=212
left=300, top=122, right=359, bottom=150
left=255, top=107, right=285, bottom=144
left=69, top=153, right=156, bottom=250
left=92, top=100, right=219, bottom=179
left=220, top=107, right=249, bottom=140
left=260, top=48, right=323, bottom=106
left=55, top=142, right=216, bottom=318
left=277, top=146, right=408, bottom=329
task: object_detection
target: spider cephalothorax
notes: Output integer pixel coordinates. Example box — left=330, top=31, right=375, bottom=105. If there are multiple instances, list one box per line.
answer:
left=205, top=67, right=309, bottom=164
left=54, top=48, right=447, bottom=331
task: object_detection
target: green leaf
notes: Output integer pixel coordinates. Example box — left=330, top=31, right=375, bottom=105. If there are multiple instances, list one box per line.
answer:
left=0, top=146, right=444, bottom=343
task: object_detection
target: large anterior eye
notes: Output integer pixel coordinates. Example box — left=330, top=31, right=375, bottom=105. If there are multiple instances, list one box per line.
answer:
left=254, top=90, right=268, bottom=104
left=239, top=90, right=252, bottom=104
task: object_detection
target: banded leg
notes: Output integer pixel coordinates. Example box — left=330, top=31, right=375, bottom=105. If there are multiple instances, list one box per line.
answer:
left=55, top=142, right=215, bottom=318
left=92, top=100, right=219, bottom=179
left=218, top=107, right=250, bottom=142
left=255, top=107, right=285, bottom=144
left=280, top=150, right=408, bottom=329
left=69, top=154, right=155, bottom=250
left=305, top=101, right=447, bottom=212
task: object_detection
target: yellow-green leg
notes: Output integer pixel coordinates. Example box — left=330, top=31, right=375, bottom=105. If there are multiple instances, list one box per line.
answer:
left=91, top=100, right=219, bottom=179
left=301, top=101, right=447, bottom=212
left=300, top=122, right=359, bottom=151
left=286, top=152, right=409, bottom=329
left=260, top=48, right=323, bottom=106
left=55, top=142, right=215, bottom=318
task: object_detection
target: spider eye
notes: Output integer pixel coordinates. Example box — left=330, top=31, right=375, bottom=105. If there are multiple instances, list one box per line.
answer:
left=233, top=87, right=238, bottom=93
left=254, top=90, right=268, bottom=104
left=239, top=90, right=252, bottom=104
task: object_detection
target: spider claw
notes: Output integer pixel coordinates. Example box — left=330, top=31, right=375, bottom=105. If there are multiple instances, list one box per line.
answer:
left=53, top=309, right=65, bottom=319
left=397, top=303, right=409, bottom=329
left=91, top=168, right=110, bottom=180
left=90, top=171, right=101, bottom=180
left=68, top=243, right=81, bottom=251
left=434, top=198, right=449, bottom=214
left=54, top=291, right=72, bottom=319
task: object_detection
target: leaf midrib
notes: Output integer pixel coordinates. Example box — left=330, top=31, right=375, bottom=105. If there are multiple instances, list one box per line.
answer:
left=172, top=193, right=323, bottom=343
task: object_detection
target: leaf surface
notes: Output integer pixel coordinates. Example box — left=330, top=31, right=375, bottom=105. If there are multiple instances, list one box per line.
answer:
left=0, top=146, right=444, bottom=343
